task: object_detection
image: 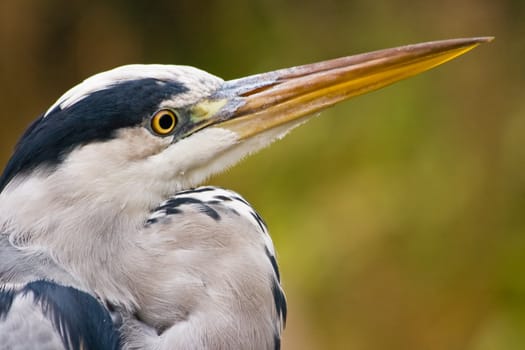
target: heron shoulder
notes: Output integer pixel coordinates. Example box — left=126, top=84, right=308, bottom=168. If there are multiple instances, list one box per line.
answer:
left=130, top=186, right=287, bottom=348
left=147, top=186, right=269, bottom=233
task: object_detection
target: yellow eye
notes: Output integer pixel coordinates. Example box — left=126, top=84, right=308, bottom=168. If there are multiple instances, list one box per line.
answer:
left=151, top=110, right=177, bottom=135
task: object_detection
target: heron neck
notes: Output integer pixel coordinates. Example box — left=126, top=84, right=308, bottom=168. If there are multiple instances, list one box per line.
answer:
left=0, top=172, right=160, bottom=307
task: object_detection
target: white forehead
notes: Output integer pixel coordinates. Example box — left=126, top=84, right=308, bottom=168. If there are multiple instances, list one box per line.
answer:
left=45, top=64, right=224, bottom=117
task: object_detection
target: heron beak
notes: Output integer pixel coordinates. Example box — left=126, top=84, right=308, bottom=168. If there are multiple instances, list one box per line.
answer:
left=189, top=37, right=492, bottom=139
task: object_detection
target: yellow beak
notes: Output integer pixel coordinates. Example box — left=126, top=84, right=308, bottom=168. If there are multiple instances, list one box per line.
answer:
left=193, top=37, right=492, bottom=139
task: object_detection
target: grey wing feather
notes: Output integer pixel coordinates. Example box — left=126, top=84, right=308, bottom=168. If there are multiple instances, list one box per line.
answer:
left=0, top=291, right=66, bottom=350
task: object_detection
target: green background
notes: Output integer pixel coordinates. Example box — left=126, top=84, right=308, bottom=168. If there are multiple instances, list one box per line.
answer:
left=1, top=1, right=523, bottom=349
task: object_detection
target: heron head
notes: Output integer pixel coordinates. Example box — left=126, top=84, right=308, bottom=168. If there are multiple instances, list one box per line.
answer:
left=0, top=38, right=491, bottom=214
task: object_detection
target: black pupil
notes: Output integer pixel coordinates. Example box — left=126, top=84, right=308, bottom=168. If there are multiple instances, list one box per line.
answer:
left=159, top=113, right=174, bottom=130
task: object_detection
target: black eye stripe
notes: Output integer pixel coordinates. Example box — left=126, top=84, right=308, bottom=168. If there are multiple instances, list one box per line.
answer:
left=0, top=78, right=188, bottom=192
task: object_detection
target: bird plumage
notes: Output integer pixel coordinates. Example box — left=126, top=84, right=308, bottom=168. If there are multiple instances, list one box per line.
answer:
left=1, top=64, right=286, bottom=349
left=119, top=186, right=285, bottom=349
left=0, top=38, right=489, bottom=349
left=0, top=280, right=120, bottom=350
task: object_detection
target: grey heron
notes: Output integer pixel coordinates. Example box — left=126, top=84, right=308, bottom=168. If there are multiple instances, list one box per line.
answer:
left=0, top=37, right=491, bottom=350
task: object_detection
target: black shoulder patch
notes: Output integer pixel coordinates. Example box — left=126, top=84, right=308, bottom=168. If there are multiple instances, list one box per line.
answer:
left=271, top=279, right=287, bottom=326
left=251, top=211, right=267, bottom=233
left=274, top=333, right=281, bottom=350
left=265, top=247, right=281, bottom=282
left=150, top=194, right=222, bottom=222
left=0, top=78, right=187, bottom=192
left=197, top=204, right=221, bottom=221
left=0, top=286, right=16, bottom=319
left=0, top=280, right=121, bottom=350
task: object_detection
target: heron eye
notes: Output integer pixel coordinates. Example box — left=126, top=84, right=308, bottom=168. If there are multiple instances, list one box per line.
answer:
left=151, top=110, right=177, bottom=135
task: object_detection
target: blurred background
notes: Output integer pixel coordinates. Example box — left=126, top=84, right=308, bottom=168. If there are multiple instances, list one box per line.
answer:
left=0, top=0, right=523, bottom=349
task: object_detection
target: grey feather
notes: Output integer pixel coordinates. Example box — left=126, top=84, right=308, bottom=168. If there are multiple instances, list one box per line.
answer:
left=0, top=292, right=65, bottom=350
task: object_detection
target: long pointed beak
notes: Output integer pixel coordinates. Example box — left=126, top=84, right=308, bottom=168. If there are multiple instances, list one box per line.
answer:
left=190, top=37, right=492, bottom=139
